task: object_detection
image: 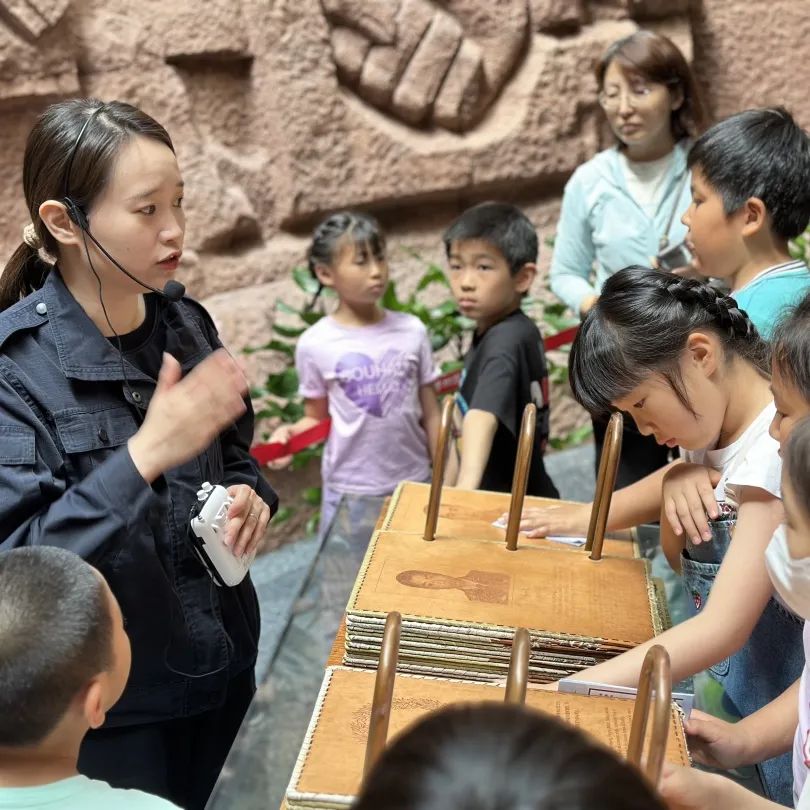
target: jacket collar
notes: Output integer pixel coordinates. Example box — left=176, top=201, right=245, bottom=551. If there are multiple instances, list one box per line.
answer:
left=42, top=270, right=209, bottom=382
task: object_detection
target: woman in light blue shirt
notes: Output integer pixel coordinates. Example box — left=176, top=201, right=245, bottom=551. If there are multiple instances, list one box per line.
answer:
left=550, top=30, right=707, bottom=487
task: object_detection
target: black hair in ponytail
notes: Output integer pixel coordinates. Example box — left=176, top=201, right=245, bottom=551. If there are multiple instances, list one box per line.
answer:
left=569, top=266, right=769, bottom=417
left=305, top=211, right=386, bottom=309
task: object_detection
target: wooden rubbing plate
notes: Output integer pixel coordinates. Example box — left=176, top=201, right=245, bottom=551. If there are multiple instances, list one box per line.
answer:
left=285, top=667, right=689, bottom=809
left=347, top=530, right=660, bottom=647
left=381, top=481, right=637, bottom=558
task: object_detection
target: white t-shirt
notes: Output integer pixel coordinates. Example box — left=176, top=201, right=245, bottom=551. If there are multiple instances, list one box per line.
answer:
left=683, top=402, right=781, bottom=504
left=620, top=151, right=675, bottom=220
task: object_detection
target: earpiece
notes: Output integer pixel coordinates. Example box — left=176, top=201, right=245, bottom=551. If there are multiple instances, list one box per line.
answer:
left=62, top=196, right=89, bottom=230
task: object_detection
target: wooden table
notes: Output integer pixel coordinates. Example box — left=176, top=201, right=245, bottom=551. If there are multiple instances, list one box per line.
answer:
left=279, top=502, right=639, bottom=809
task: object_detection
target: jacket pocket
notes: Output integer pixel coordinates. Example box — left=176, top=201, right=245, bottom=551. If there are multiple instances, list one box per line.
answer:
left=53, top=405, right=139, bottom=474
left=0, top=425, right=35, bottom=465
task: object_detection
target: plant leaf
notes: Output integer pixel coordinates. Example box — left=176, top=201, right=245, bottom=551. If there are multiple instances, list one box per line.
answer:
left=293, top=265, right=320, bottom=294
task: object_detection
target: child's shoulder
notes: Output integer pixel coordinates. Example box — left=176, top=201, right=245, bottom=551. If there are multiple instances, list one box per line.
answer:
left=483, top=310, right=540, bottom=346
left=382, top=309, right=428, bottom=332
left=297, top=315, right=337, bottom=346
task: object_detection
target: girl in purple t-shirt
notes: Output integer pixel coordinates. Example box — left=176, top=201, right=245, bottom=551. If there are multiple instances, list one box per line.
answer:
left=268, top=212, right=442, bottom=536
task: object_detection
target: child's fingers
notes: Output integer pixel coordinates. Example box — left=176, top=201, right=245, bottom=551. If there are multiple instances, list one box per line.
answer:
left=698, top=480, right=719, bottom=521
left=673, top=493, right=702, bottom=544
left=266, top=454, right=293, bottom=470
left=664, top=497, right=684, bottom=537
left=684, top=490, right=712, bottom=542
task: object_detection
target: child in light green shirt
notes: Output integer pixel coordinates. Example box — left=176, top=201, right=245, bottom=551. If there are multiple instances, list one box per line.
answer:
left=0, top=548, right=178, bottom=810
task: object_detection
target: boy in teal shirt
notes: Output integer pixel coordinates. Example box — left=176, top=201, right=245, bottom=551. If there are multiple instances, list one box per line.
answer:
left=683, top=106, right=810, bottom=337
left=0, top=548, right=177, bottom=809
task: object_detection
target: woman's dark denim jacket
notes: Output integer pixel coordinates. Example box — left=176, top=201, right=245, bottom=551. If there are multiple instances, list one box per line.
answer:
left=0, top=270, right=278, bottom=726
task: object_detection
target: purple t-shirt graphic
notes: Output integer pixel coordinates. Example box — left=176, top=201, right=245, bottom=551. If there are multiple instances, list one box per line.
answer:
left=296, top=311, right=439, bottom=495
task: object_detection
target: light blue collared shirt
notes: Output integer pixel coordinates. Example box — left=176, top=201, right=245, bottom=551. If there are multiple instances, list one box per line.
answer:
left=550, top=141, right=691, bottom=314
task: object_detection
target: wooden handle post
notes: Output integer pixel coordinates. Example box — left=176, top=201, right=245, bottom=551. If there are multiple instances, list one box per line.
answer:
left=504, top=627, right=530, bottom=704
left=423, top=397, right=454, bottom=542
left=504, top=404, right=536, bottom=551
left=626, top=644, right=671, bottom=785
left=363, top=612, right=402, bottom=779
left=585, top=411, right=623, bottom=561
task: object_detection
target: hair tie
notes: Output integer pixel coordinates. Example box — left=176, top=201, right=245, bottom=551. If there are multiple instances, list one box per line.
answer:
left=22, top=223, right=42, bottom=250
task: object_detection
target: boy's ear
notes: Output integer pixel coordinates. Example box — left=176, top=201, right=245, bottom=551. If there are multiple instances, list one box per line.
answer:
left=514, top=263, right=536, bottom=295
left=739, top=197, right=768, bottom=239
left=312, top=262, right=334, bottom=288
left=38, top=200, right=82, bottom=247
left=80, top=677, right=108, bottom=731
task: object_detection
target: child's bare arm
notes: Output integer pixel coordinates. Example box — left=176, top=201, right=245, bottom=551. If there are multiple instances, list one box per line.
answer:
left=569, top=487, right=783, bottom=687
left=266, top=397, right=329, bottom=470
left=455, top=408, right=498, bottom=490
left=510, top=459, right=679, bottom=537
left=660, top=764, right=782, bottom=810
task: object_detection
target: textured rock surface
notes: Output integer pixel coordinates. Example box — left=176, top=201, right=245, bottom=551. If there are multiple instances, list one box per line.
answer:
left=1, top=0, right=808, bottom=448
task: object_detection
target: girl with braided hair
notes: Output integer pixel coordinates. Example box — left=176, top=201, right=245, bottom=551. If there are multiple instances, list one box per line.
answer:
left=549, top=266, right=803, bottom=804
left=266, top=211, right=444, bottom=538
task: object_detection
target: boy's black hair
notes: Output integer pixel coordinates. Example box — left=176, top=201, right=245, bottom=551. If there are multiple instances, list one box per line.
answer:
left=772, top=290, right=810, bottom=401
left=442, top=202, right=538, bottom=274
left=687, top=107, right=810, bottom=241
left=569, top=266, right=769, bottom=418
left=355, top=702, right=665, bottom=810
left=0, top=547, right=113, bottom=746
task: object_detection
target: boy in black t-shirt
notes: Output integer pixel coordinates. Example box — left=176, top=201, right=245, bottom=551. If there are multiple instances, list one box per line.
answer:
left=443, top=202, right=559, bottom=498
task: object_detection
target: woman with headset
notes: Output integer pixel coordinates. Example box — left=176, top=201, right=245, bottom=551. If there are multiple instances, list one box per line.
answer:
left=0, top=99, right=277, bottom=810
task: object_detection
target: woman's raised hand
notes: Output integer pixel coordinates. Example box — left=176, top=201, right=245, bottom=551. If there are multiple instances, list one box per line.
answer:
left=128, top=350, right=248, bottom=484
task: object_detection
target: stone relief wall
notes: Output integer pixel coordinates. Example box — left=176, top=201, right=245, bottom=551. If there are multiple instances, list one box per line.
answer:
left=1, top=0, right=808, bottom=444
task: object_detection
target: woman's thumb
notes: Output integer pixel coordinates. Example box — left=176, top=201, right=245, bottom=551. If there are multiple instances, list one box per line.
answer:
left=156, top=352, right=182, bottom=392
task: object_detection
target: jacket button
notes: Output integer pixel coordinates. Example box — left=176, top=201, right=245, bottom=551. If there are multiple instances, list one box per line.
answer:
left=132, top=391, right=143, bottom=403
left=35, top=302, right=47, bottom=315
left=98, top=428, right=109, bottom=444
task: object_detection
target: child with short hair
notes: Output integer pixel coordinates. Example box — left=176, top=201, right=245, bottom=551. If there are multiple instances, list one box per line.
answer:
left=684, top=106, right=810, bottom=336
left=0, top=546, right=177, bottom=809
left=354, top=703, right=665, bottom=810
left=269, top=211, right=442, bottom=536
left=443, top=202, right=558, bottom=498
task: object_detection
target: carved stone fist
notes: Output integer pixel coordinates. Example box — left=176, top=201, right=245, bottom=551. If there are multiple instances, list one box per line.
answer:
left=322, top=0, right=530, bottom=132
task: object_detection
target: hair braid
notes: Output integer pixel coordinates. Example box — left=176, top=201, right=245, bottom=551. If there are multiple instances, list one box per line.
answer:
left=663, top=276, right=756, bottom=340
